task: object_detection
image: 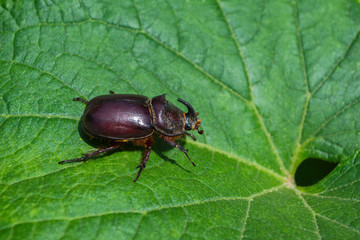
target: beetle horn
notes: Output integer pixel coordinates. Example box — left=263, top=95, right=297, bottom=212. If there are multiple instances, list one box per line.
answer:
left=177, top=98, right=196, bottom=118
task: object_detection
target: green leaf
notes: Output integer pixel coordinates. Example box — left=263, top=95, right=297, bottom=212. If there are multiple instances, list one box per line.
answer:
left=1, top=0, right=359, bottom=239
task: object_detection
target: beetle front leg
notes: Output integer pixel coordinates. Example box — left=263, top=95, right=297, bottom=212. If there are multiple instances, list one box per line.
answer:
left=73, top=97, right=89, bottom=104
left=134, top=143, right=152, bottom=182
left=185, top=132, right=197, bottom=141
left=162, top=137, right=196, bottom=167
left=58, top=143, right=121, bottom=164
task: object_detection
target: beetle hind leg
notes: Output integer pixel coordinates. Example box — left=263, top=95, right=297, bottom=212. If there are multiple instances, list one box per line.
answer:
left=73, top=97, right=89, bottom=104
left=134, top=142, right=152, bottom=182
left=58, top=143, right=120, bottom=164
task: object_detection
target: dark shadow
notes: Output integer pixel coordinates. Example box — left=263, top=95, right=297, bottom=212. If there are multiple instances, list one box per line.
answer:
left=152, top=137, right=191, bottom=173
left=148, top=135, right=191, bottom=172
left=295, top=158, right=338, bottom=187
left=78, top=121, right=109, bottom=149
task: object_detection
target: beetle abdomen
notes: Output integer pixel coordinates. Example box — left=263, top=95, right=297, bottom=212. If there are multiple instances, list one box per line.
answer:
left=82, top=96, right=153, bottom=140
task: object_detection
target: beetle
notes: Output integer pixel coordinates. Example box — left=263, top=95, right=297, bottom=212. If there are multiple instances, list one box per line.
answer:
left=59, top=91, right=203, bottom=182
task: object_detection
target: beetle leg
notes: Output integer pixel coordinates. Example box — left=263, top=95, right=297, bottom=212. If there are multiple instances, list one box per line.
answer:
left=73, top=97, right=89, bottom=104
left=58, top=143, right=121, bottom=164
left=185, top=132, right=197, bottom=141
left=163, top=138, right=196, bottom=167
left=134, top=143, right=152, bottom=182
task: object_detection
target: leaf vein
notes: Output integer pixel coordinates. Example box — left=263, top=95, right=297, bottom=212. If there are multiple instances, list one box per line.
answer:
left=302, top=97, right=360, bottom=146
left=290, top=1, right=311, bottom=174
left=140, top=31, right=249, bottom=103
left=239, top=199, right=251, bottom=240
left=215, top=0, right=287, bottom=175
left=131, top=213, right=144, bottom=240
left=321, top=179, right=360, bottom=195
left=316, top=213, right=360, bottom=234
left=0, top=187, right=285, bottom=232
left=1, top=60, right=84, bottom=97
left=301, top=192, right=360, bottom=203
left=0, top=118, right=48, bottom=160
left=57, top=52, right=140, bottom=94
left=295, top=189, right=321, bottom=239
left=311, top=27, right=360, bottom=95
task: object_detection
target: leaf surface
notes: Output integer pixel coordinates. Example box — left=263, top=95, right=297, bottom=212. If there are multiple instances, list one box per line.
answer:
left=0, top=0, right=359, bottom=239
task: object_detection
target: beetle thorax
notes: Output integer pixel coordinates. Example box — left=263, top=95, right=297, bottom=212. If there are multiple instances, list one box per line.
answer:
left=150, top=95, right=187, bottom=136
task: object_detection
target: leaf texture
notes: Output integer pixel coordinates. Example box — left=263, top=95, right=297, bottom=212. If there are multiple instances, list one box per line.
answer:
left=0, top=0, right=359, bottom=239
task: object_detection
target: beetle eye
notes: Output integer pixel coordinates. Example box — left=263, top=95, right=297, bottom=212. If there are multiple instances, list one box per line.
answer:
left=185, top=123, right=192, bottom=130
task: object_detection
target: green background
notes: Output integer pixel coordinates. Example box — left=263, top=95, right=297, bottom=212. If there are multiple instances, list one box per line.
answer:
left=0, top=0, right=359, bottom=239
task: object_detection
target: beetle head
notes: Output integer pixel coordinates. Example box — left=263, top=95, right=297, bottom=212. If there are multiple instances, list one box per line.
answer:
left=177, top=98, right=203, bottom=135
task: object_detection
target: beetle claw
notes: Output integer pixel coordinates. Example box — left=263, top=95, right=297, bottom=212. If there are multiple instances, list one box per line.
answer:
left=136, top=164, right=145, bottom=169
left=73, top=97, right=89, bottom=104
left=58, top=156, right=86, bottom=164
left=133, top=144, right=152, bottom=182
left=134, top=164, right=146, bottom=182
left=59, top=144, right=121, bottom=165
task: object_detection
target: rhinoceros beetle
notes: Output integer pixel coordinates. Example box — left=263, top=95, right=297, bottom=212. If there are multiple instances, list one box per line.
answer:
left=59, top=91, right=203, bottom=182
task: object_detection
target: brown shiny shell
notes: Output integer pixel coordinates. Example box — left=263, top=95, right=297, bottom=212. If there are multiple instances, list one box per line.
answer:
left=82, top=94, right=154, bottom=140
